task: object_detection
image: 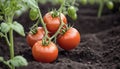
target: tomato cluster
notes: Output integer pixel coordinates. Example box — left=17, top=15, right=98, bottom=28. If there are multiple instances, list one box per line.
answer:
left=26, top=11, right=81, bottom=63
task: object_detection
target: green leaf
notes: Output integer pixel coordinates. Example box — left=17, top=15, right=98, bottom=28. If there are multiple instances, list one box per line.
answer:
left=9, top=56, right=28, bottom=67
left=15, top=5, right=28, bottom=17
left=11, top=21, right=25, bottom=36
left=1, top=22, right=10, bottom=33
left=22, top=0, right=38, bottom=9
left=0, top=57, right=4, bottom=61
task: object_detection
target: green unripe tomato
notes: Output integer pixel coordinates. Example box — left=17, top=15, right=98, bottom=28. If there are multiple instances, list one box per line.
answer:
left=67, top=6, right=77, bottom=20
left=29, top=8, right=39, bottom=21
left=80, top=0, right=87, bottom=5
left=58, top=0, right=64, bottom=4
left=89, top=0, right=95, bottom=5
left=68, top=6, right=77, bottom=20
left=71, top=13, right=77, bottom=20
left=106, top=1, right=114, bottom=10
left=68, top=6, right=76, bottom=16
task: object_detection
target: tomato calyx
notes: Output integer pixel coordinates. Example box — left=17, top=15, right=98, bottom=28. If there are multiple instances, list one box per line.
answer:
left=29, top=19, right=40, bottom=35
left=42, top=37, right=51, bottom=46
left=29, top=27, right=37, bottom=35
left=59, top=26, right=67, bottom=35
left=59, top=24, right=71, bottom=35
left=51, top=10, right=59, bottom=18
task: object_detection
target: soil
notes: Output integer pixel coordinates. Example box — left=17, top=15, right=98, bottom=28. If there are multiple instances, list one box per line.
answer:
left=0, top=3, right=120, bottom=69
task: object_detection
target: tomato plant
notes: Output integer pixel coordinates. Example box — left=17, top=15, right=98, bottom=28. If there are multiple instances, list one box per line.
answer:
left=79, top=0, right=120, bottom=18
left=0, top=0, right=30, bottom=69
left=32, top=40, right=58, bottom=63
left=57, top=27, right=80, bottom=50
left=43, top=11, right=67, bottom=35
left=26, top=27, right=45, bottom=47
left=98, top=0, right=114, bottom=18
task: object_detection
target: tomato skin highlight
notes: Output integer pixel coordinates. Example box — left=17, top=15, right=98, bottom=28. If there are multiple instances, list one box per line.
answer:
left=57, top=27, right=80, bottom=50
left=32, top=41, right=58, bottom=63
left=43, top=12, right=67, bottom=35
left=26, top=27, right=45, bottom=47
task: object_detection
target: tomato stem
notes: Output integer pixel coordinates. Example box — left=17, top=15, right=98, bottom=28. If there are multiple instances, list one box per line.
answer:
left=2, top=60, right=12, bottom=69
left=50, top=0, right=67, bottom=40
left=50, top=13, right=65, bottom=40
left=37, top=8, right=50, bottom=45
left=38, top=8, right=48, bottom=36
left=58, top=0, right=66, bottom=12
left=29, top=19, right=39, bottom=34
left=5, top=33, right=11, bottom=46
left=35, top=0, right=67, bottom=45
left=98, top=0, right=104, bottom=18
left=8, top=15, right=15, bottom=69
left=72, top=0, right=76, bottom=5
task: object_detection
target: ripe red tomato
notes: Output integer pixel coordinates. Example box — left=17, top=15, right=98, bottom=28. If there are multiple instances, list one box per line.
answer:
left=43, top=12, right=67, bottom=35
left=26, top=27, right=45, bottom=47
left=57, top=27, right=80, bottom=50
left=32, top=40, right=58, bottom=63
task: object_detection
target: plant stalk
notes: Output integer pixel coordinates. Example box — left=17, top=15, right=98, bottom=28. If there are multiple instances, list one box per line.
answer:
left=51, top=0, right=66, bottom=40
left=8, top=16, right=15, bottom=69
left=50, top=14, right=64, bottom=40
left=38, top=8, right=50, bottom=45
left=58, top=0, right=66, bottom=12
left=98, top=1, right=104, bottom=18
left=9, top=29, right=14, bottom=59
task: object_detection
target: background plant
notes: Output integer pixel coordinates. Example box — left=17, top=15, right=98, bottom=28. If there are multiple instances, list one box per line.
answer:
left=37, top=0, right=120, bottom=18
left=0, top=0, right=34, bottom=69
left=78, top=0, right=120, bottom=18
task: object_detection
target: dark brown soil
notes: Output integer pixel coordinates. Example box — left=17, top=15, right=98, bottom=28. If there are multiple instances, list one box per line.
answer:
left=0, top=3, right=120, bottom=69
